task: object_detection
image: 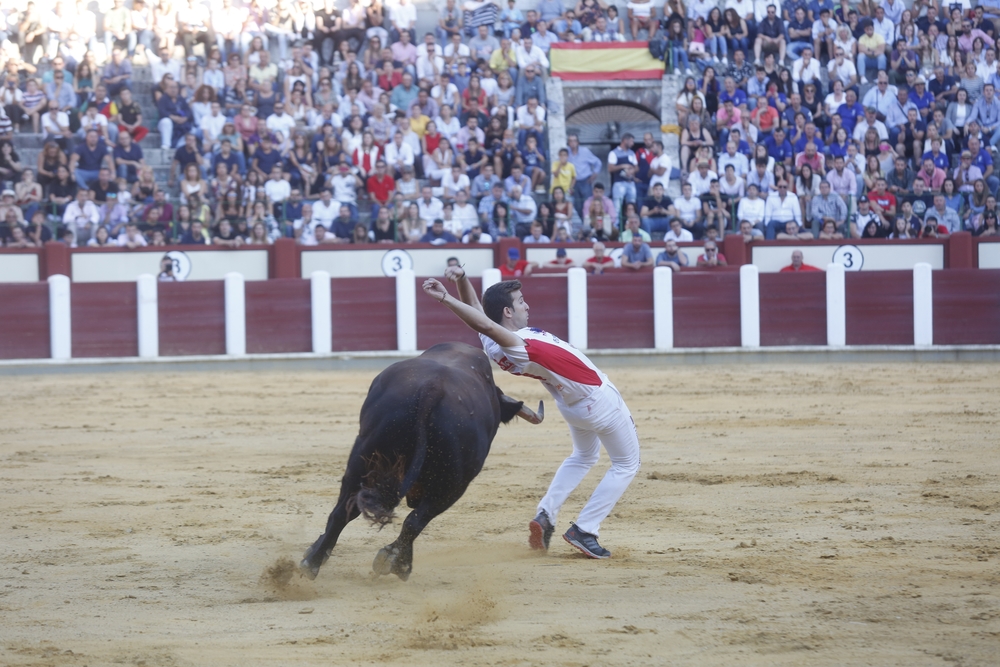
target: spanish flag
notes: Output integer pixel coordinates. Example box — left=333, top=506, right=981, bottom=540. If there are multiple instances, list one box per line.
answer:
left=550, top=42, right=664, bottom=81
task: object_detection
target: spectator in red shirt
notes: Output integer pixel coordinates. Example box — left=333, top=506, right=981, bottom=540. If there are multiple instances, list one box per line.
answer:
left=868, top=177, right=897, bottom=226
left=499, top=246, right=536, bottom=277
left=780, top=250, right=821, bottom=272
left=366, top=159, right=396, bottom=216
left=583, top=241, right=614, bottom=275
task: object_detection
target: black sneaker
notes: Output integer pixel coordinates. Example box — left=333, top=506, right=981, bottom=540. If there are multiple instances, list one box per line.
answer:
left=563, top=523, right=611, bottom=559
left=529, top=510, right=554, bottom=551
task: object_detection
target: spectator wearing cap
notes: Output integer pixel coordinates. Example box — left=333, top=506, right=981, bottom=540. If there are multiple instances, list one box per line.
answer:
left=853, top=106, right=888, bottom=143
left=499, top=246, right=536, bottom=277
left=0, top=190, right=24, bottom=227
left=547, top=246, right=573, bottom=266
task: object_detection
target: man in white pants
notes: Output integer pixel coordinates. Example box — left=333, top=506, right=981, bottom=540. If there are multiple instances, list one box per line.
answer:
left=422, top=268, right=641, bottom=559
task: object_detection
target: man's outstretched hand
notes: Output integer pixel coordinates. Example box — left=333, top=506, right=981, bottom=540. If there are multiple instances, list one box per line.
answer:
left=444, top=266, right=466, bottom=282
left=422, top=278, right=449, bottom=302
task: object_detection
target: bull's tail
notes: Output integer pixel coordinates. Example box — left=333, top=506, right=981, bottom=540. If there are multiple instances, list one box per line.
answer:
left=352, top=385, right=441, bottom=528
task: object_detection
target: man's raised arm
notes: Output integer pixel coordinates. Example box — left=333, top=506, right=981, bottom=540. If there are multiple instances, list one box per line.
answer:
left=423, top=278, right=522, bottom=348
left=444, top=265, right=485, bottom=314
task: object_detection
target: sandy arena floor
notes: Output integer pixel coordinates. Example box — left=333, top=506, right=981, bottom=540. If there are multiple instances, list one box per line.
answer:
left=1, top=361, right=998, bottom=666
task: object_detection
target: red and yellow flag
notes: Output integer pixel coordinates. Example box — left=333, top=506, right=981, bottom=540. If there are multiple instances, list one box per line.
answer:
left=549, top=42, right=663, bottom=80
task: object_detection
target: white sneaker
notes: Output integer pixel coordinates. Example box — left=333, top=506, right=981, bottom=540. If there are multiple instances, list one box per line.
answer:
left=674, top=67, right=681, bottom=75
left=722, top=56, right=728, bottom=66
left=861, top=76, right=868, bottom=85
left=685, top=67, right=693, bottom=75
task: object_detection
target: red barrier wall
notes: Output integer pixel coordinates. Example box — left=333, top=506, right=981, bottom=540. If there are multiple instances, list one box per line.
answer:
left=518, top=275, right=569, bottom=340
left=331, top=277, right=397, bottom=351
left=0, top=283, right=49, bottom=359
left=245, top=279, right=313, bottom=354
left=759, top=272, right=828, bottom=346
left=416, top=276, right=483, bottom=350
left=933, top=269, right=1000, bottom=345
left=70, top=282, right=138, bottom=358
left=158, top=281, right=227, bottom=356
left=845, top=271, right=913, bottom=345
left=588, top=273, right=655, bottom=349
left=673, top=271, right=742, bottom=347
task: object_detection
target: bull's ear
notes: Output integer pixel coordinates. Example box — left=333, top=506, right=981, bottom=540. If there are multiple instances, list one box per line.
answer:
left=497, top=390, right=524, bottom=424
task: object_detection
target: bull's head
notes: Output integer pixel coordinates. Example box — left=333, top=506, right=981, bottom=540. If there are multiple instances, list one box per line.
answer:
left=496, top=387, right=545, bottom=425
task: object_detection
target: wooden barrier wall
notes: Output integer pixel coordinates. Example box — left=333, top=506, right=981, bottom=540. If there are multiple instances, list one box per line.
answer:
left=4, top=269, right=1000, bottom=360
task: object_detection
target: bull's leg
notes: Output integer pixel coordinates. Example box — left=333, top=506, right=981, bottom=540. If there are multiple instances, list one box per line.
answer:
left=300, top=460, right=367, bottom=580
left=372, top=489, right=465, bottom=581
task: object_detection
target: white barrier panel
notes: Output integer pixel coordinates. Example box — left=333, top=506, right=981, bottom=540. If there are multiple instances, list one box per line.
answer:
left=913, top=263, right=934, bottom=347
left=567, top=267, right=588, bottom=349
left=0, top=254, right=40, bottom=283
left=301, top=247, right=496, bottom=278
left=481, top=268, right=502, bottom=294
left=739, top=264, right=760, bottom=348
left=652, top=266, right=674, bottom=350
left=978, top=243, right=1000, bottom=268
left=224, top=272, right=246, bottom=355
left=825, top=263, right=846, bottom=347
left=310, top=270, right=332, bottom=354
left=752, top=244, right=945, bottom=272
left=73, top=249, right=269, bottom=282
left=395, top=268, right=417, bottom=352
left=136, top=274, right=158, bottom=358
left=47, top=274, right=71, bottom=360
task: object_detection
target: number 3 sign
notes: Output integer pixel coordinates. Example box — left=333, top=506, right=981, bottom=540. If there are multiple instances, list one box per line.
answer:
left=381, top=249, right=414, bottom=276
left=832, top=245, right=864, bottom=271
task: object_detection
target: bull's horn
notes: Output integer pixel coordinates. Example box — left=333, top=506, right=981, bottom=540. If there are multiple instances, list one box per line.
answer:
left=518, top=401, right=544, bottom=424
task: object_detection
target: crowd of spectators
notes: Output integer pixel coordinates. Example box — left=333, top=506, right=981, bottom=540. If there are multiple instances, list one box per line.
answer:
left=1, top=0, right=999, bottom=255
left=658, top=0, right=1000, bottom=241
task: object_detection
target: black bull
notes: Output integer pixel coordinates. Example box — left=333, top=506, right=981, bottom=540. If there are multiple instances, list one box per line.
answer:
left=300, top=342, right=543, bottom=581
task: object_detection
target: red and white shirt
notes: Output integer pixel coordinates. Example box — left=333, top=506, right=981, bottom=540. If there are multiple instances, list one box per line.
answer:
left=481, top=328, right=607, bottom=405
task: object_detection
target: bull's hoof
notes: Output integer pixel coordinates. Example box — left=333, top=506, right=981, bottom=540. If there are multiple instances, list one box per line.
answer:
left=299, top=558, right=320, bottom=581
left=373, top=546, right=411, bottom=581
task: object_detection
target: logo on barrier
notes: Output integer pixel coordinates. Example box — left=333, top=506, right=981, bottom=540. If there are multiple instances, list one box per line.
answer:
left=165, top=250, right=192, bottom=281
left=381, top=249, right=414, bottom=276
left=832, top=245, right=864, bottom=271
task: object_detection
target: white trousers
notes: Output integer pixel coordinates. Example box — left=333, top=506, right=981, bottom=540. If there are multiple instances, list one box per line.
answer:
left=539, top=383, right=640, bottom=536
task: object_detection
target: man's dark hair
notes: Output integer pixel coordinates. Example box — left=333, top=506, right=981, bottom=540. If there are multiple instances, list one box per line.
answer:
left=483, top=280, right=522, bottom=324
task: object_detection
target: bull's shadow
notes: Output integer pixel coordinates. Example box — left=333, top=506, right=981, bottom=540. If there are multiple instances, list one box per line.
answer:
left=300, top=343, right=542, bottom=581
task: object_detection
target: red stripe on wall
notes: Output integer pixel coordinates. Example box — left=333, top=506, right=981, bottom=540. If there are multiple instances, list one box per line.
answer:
left=845, top=271, right=913, bottom=345
left=673, top=271, right=742, bottom=348
left=159, top=281, right=227, bottom=356
left=245, top=279, right=312, bottom=354
left=0, top=283, right=49, bottom=359
left=587, top=273, right=655, bottom=349
left=416, top=276, right=483, bottom=350
left=331, top=277, right=397, bottom=351
left=71, top=282, right=138, bottom=358
left=553, top=70, right=663, bottom=80
left=933, top=269, right=1000, bottom=345
left=759, top=272, right=828, bottom=346
left=517, top=276, right=569, bottom=341
left=551, top=41, right=652, bottom=50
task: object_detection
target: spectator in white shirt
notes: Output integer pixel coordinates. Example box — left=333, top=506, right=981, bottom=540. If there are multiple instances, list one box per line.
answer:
left=384, top=130, right=415, bottom=176
left=717, top=141, right=749, bottom=178
left=763, top=180, right=802, bottom=239
left=62, top=189, right=101, bottom=245
left=687, top=161, right=718, bottom=197
left=199, top=101, right=227, bottom=150
left=674, top=183, right=703, bottom=225
left=515, top=97, right=546, bottom=146
left=312, top=188, right=341, bottom=227
left=515, top=37, right=549, bottom=71
left=391, top=0, right=417, bottom=43
left=792, top=48, right=821, bottom=86
left=116, top=222, right=148, bottom=248
left=265, top=101, right=297, bottom=150
left=665, top=217, right=694, bottom=242
left=417, top=185, right=444, bottom=224
left=451, top=190, right=479, bottom=232
left=736, top=184, right=766, bottom=229
left=148, top=45, right=182, bottom=87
